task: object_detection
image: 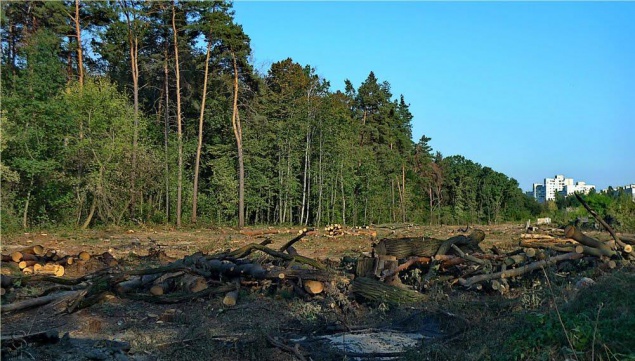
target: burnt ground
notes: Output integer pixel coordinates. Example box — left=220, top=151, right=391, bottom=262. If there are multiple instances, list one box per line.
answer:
left=0, top=224, right=632, bottom=360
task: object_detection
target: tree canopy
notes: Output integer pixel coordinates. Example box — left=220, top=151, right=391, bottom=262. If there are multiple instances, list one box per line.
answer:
left=2, top=0, right=546, bottom=231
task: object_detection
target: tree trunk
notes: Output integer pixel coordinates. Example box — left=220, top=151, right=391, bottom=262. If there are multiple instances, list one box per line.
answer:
left=192, top=38, right=212, bottom=224
left=22, top=177, right=34, bottom=229
left=81, top=196, right=96, bottom=230
left=123, top=3, right=140, bottom=218
left=73, top=0, right=84, bottom=86
left=172, top=3, right=183, bottom=227
left=230, top=50, right=245, bottom=228
left=163, top=46, right=170, bottom=223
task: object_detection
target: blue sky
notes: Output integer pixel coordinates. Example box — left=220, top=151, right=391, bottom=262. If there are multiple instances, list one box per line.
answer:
left=232, top=1, right=634, bottom=191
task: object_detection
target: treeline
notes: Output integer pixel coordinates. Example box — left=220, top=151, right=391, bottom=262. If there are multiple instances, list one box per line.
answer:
left=546, top=190, right=635, bottom=232
left=1, top=1, right=541, bottom=231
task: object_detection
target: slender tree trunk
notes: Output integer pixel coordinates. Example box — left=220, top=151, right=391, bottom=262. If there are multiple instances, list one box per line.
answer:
left=73, top=0, right=84, bottom=86
left=163, top=46, right=170, bottom=223
left=172, top=3, right=183, bottom=227
left=401, top=165, right=406, bottom=222
left=391, top=179, right=395, bottom=222
left=300, top=127, right=310, bottom=225
left=22, top=177, right=34, bottom=229
left=192, top=38, right=212, bottom=224
left=316, top=128, right=323, bottom=227
left=81, top=197, right=96, bottom=230
left=230, top=50, right=245, bottom=228
left=124, top=2, right=140, bottom=218
left=340, top=164, right=346, bottom=225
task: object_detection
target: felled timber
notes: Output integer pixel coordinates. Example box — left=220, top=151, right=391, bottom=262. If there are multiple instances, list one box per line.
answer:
left=459, top=252, right=584, bottom=288
left=351, top=277, right=426, bottom=305
left=564, top=226, right=615, bottom=257
left=374, top=230, right=485, bottom=259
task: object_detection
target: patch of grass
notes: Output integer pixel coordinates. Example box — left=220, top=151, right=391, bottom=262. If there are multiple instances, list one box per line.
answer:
left=502, top=270, right=635, bottom=361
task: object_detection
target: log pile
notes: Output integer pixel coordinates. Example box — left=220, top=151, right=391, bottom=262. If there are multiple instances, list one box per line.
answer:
left=1, top=245, right=101, bottom=281
left=360, top=224, right=632, bottom=296
left=1, top=194, right=631, bottom=315
left=0, top=229, right=333, bottom=314
left=324, top=224, right=344, bottom=237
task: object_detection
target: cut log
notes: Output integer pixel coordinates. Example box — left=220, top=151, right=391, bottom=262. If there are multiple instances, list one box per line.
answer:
left=303, top=280, right=324, bottom=295
left=223, top=289, right=239, bottom=306
left=351, top=277, right=426, bottom=305
left=101, top=252, right=118, bottom=267
left=564, top=226, right=615, bottom=257
left=35, top=264, right=65, bottom=277
left=520, top=234, right=555, bottom=240
left=18, top=245, right=46, bottom=256
left=356, top=257, right=376, bottom=278
left=177, top=274, right=208, bottom=293
left=1, top=291, right=79, bottom=313
left=78, top=251, right=91, bottom=261
left=18, top=260, right=38, bottom=269
left=459, top=252, right=584, bottom=288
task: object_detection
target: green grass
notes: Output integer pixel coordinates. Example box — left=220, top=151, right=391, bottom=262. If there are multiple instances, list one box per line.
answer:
left=502, top=270, right=635, bottom=361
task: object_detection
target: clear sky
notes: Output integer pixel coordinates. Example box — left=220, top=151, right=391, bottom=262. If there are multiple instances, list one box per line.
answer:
left=232, top=1, right=635, bottom=191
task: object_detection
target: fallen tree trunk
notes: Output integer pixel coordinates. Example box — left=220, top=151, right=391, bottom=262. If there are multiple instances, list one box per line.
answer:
left=459, top=252, right=584, bottom=288
left=1, top=291, right=80, bottom=313
left=351, top=277, right=426, bottom=305
left=564, top=226, right=616, bottom=256
left=374, top=230, right=485, bottom=259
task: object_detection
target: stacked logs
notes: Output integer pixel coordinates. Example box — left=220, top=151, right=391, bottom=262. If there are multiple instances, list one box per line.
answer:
left=1, top=229, right=330, bottom=314
left=1, top=246, right=121, bottom=297
left=0, top=245, right=83, bottom=277
left=324, top=224, right=344, bottom=237
left=355, top=225, right=633, bottom=300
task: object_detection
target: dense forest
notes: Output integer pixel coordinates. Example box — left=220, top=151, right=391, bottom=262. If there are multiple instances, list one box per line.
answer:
left=1, top=1, right=547, bottom=231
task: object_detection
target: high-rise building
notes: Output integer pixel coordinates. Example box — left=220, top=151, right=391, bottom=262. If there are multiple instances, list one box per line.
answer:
left=531, top=175, right=594, bottom=203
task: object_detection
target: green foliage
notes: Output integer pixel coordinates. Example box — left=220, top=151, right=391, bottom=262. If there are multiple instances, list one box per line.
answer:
left=503, top=271, right=635, bottom=360
left=1, top=2, right=543, bottom=230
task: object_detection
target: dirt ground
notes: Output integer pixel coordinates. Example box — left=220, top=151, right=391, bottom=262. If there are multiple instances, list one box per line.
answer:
left=0, top=223, right=623, bottom=360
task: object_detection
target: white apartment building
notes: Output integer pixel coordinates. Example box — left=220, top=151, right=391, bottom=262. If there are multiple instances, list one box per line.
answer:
left=564, top=181, right=595, bottom=196
left=531, top=175, right=595, bottom=203
left=625, top=184, right=635, bottom=201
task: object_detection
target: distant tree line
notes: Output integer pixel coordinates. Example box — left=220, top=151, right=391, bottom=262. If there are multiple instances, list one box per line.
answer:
left=1, top=1, right=542, bottom=231
left=546, top=189, right=635, bottom=232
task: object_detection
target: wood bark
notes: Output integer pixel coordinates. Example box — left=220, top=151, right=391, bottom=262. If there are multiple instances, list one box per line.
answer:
left=122, top=0, right=140, bottom=217
left=351, top=277, right=426, bottom=305
left=1, top=291, right=80, bottom=313
left=192, top=34, right=212, bottom=224
left=564, top=226, right=615, bottom=257
left=230, top=49, right=245, bottom=228
left=172, top=2, right=183, bottom=227
left=459, top=252, right=584, bottom=288
left=374, top=230, right=485, bottom=259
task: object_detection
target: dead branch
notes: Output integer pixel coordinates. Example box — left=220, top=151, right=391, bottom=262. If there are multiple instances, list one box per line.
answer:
left=266, top=335, right=307, bottom=361
left=1, top=291, right=80, bottom=313
left=575, top=193, right=630, bottom=252
left=459, top=252, right=584, bottom=288
left=279, top=228, right=314, bottom=253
